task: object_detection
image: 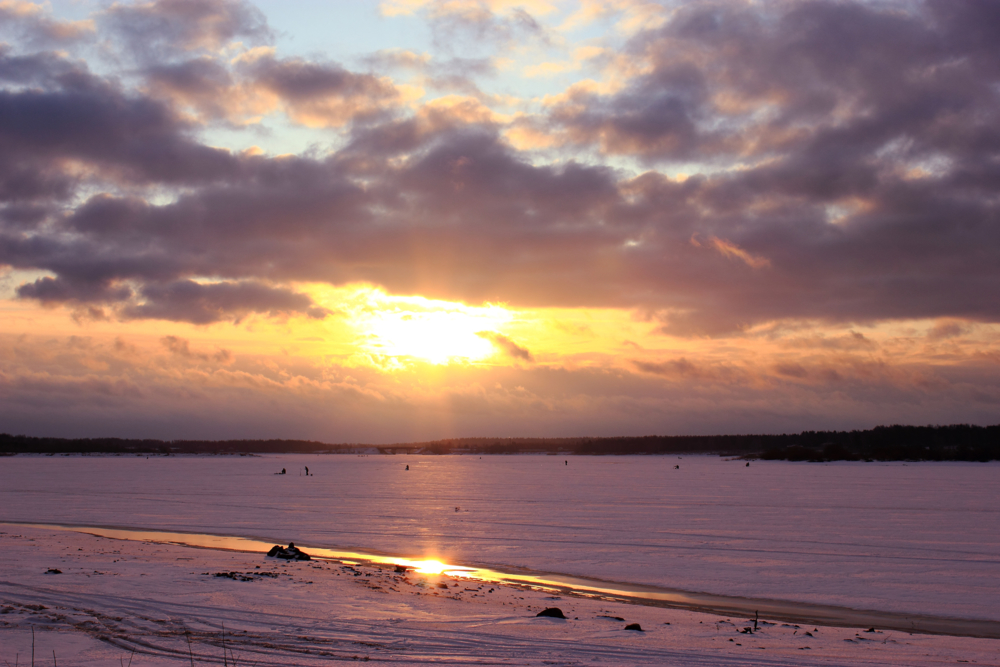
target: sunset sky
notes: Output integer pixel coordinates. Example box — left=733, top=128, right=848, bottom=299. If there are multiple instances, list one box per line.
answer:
left=1, top=0, right=998, bottom=442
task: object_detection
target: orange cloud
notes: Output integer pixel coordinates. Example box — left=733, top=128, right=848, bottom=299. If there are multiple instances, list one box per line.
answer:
left=691, top=234, right=771, bottom=269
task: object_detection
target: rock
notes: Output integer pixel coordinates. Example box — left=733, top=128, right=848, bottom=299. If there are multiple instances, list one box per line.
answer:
left=624, top=623, right=644, bottom=631
left=266, top=543, right=312, bottom=560
left=394, top=564, right=410, bottom=573
left=45, top=568, right=62, bottom=574
left=536, top=607, right=566, bottom=619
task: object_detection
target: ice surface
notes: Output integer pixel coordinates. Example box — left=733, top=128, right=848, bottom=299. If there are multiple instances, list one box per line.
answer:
left=3, top=525, right=999, bottom=666
left=2, top=454, right=998, bottom=621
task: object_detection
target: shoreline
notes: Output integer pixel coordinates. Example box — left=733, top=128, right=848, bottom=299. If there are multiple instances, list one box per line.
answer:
left=6, top=520, right=999, bottom=641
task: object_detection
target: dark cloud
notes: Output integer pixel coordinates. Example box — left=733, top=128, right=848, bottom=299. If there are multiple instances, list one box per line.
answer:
left=160, top=335, right=232, bottom=362
left=632, top=358, right=706, bottom=380
left=0, top=52, right=240, bottom=186
left=476, top=331, right=533, bottom=361
left=242, top=53, right=403, bottom=127
left=144, top=57, right=237, bottom=121
left=124, top=280, right=330, bottom=324
left=16, top=275, right=129, bottom=304
left=101, top=0, right=271, bottom=62
left=1, top=0, right=999, bottom=336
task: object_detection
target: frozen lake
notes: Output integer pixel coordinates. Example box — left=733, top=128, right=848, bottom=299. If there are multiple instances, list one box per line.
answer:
left=2, top=454, right=998, bottom=621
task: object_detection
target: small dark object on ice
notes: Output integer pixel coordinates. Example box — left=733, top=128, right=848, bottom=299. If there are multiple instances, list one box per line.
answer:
left=536, top=608, right=566, bottom=619
left=405, top=465, right=409, bottom=470
left=394, top=564, right=410, bottom=573
left=275, top=468, right=286, bottom=475
left=45, top=568, right=62, bottom=574
left=267, top=542, right=312, bottom=560
left=674, top=465, right=679, bottom=469
left=865, top=627, right=877, bottom=633
left=437, top=582, right=449, bottom=589
left=746, top=462, right=750, bottom=467
left=625, top=623, right=643, bottom=631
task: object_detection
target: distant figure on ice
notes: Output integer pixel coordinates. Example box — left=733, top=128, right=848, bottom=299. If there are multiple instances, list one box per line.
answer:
left=406, top=464, right=409, bottom=471
left=674, top=464, right=679, bottom=469
left=275, top=468, right=286, bottom=475
left=746, top=462, right=750, bottom=467
left=305, top=466, right=309, bottom=476
left=564, top=460, right=568, bottom=465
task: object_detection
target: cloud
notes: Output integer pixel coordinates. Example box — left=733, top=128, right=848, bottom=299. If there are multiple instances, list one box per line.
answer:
left=101, top=0, right=272, bottom=61
left=386, top=0, right=551, bottom=55
left=124, top=280, right=331, bottom=324
left=690, top=234, right=770, bottom=269
left=240, top=53, right=408, bottom=127
left=477, top=330, right=533, bottom=361
left=1, top=0, right=999, bottom=340
left=927, top=319, right=974, bottom=341
left=161, top=334, right=232, bottom=362
left=0, top=1, right=95, bottom=46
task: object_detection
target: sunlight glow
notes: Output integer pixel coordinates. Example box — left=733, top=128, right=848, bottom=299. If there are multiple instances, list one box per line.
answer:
left=349, top=289, right=513, bottom=364
left=411, top=559, right=447, bottom=574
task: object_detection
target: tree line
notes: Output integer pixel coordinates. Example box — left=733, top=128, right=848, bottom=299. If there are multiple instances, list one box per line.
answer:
left=2, top=424, right=996, bottom=460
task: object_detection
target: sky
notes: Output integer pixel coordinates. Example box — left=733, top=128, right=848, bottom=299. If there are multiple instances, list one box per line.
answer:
left=1, top=0, right=998, bottom=443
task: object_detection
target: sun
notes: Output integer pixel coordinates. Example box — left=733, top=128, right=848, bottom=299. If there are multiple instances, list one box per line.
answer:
left=351, top=290, right=512, bottom=364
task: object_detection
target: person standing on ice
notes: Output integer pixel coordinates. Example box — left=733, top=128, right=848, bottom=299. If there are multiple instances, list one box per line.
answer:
left=305, top=466, right=309, bottom=476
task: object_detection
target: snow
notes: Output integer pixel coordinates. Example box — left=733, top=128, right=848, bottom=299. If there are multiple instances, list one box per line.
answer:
left=2, top=454, right=999, bottom=664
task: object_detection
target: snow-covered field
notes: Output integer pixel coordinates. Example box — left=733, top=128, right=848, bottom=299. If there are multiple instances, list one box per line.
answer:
left=2, top=454, right=999, bottom=664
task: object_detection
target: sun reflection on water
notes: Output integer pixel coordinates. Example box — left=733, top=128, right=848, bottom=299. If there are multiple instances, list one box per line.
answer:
left=397, top=558, right=475, bottom=577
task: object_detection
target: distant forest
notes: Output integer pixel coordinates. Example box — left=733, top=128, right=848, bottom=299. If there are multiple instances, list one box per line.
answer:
left=1, top=424, right=997, bottom=460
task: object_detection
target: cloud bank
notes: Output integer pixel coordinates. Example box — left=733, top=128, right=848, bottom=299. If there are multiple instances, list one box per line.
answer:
left=1, top=0, right=998, bottom=438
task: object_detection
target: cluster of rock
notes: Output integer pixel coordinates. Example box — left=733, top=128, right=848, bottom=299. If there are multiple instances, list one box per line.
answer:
left=537, top=607, right=643, bottom=631
left=266, top=542, right=312, bottom=560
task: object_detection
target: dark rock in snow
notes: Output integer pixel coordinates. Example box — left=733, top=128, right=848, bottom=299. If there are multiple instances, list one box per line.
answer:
left=266, top=543, right=311, bottom=560
left=45, top=568, right=62, bottom=574
left=625, top=623, right=644, bottom=631
left=536, top=608, right=567, bottom=619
